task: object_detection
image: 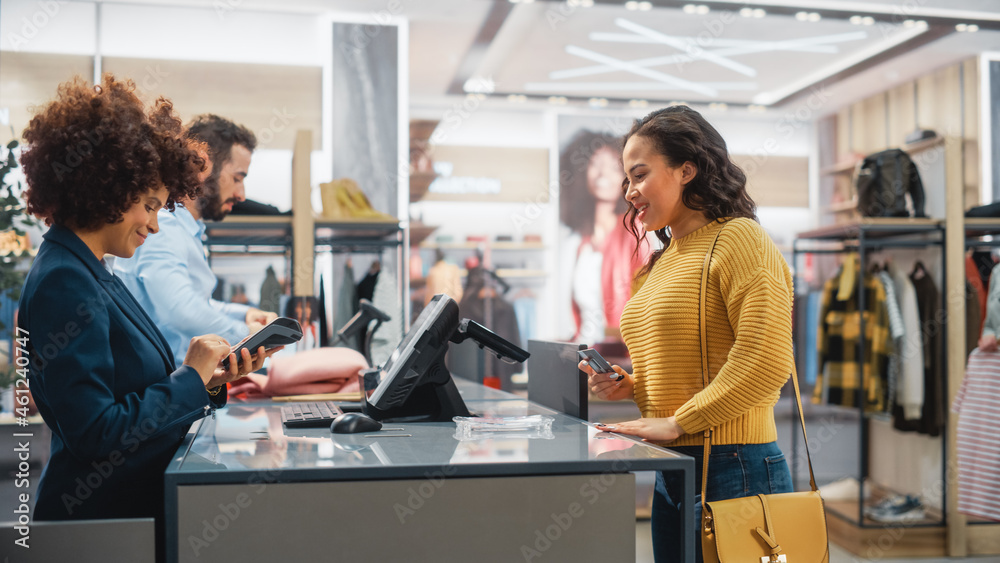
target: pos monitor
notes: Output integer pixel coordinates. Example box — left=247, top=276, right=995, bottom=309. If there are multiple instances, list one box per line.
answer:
left=362, top=294, right=529, bottom=422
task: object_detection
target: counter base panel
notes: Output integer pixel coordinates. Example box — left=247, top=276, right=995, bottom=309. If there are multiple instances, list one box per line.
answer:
left=175, top=474, right=635, bottom=562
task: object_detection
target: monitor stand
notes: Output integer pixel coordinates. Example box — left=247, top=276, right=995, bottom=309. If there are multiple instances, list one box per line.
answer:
left=362, top=349, right=472, bottom=423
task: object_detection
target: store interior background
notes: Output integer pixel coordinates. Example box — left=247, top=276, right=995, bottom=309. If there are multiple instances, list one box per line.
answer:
left=2, top=0, right=1000, bottom=560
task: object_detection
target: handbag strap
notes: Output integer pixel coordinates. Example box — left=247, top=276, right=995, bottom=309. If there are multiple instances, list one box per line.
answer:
left=697, top=222, right=818, bottom=507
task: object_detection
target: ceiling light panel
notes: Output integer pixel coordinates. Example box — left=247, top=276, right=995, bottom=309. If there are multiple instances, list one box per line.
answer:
left=493, top=4, right=927, bottom=105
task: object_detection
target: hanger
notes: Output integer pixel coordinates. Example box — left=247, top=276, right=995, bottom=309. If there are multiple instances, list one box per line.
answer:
left=911, top=260, right=928, bottom=280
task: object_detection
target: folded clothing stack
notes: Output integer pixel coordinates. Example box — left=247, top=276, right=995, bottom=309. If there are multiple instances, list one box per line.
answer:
left=228, top=346, right=367, bottom=398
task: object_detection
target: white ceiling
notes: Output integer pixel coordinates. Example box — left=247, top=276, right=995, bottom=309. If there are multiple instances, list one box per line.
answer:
left=19, top=0, right=1000, bottom=114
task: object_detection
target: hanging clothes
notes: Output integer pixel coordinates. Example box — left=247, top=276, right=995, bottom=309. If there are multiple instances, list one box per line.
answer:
left=448, top=266, right=523, bottom=389
left=979, top=262, right=1000, bottom=344
left=814, top=264, right=892, bottom=411
left=318, top=274, right=329, bottom=347
left=259, top=265, right=283, bottom=314
left=876, top=270, right=905, bottom=413
left=888, top=263, right=924, bottom=421
left=334, top=261, right=359, bottom=335
left=966, top=255, right=988, bottom=338
left=906, top=264, right=944, bottom=435
left=966, top=280, right=983, bottom=356
left=953, top=349, right=1000, bottom=522
left=369, top=259, right=402, bottom=368
left=804, top=291, right=822, bottom=385
left=892, top=263, right=942, bottom=436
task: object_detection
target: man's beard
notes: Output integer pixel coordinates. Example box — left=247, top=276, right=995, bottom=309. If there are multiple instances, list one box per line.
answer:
left=197, top=175, right=230, bottom=222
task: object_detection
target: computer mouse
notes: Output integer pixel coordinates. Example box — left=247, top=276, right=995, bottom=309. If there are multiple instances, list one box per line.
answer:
left=330, top=412, right=383, bottom=434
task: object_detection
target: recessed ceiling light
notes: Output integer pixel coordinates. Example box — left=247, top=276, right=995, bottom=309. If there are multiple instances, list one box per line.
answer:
left=696, top=5, right=709, bottom=14
left=956, top=23, right=968, bottom=31
left=903, top=19, right=916, bottom=27
left=968, top=24, right=980, bottom=32
left=548, top=96, right=568, bottom=105
left=682, top=4, right=697, bottom=14
left=808, top=12, right=820, bottom=22
left=753, top=8, right=765, bottom=18
left=709, top=102, right=728, bottom=112
left=849, top=15, right=862, bottom=25
left=668, top=101, right=688, bottom=108
left=567, top=0, right=594, bottom=6
left=507, top=94, right=527, bottom=103
left=463, top=76, right=495, bottom=94
left=747, top=104, right=767, bottom=113
left=862, top=16, right=875, bottom=25
left=626, top=1, right=638, bottom=9
left=740, top=7, right=754, bottom=17
left=629, top=99, right=649, bottom=108
left=588, top=97, right=609, bottom=108
left=795, top=11, right=808, bottom=21
left=638, top=1, right=652, bottom=10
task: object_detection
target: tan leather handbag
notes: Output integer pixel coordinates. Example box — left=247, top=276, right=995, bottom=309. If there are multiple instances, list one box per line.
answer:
left=697, top=226, right=830, bottom=563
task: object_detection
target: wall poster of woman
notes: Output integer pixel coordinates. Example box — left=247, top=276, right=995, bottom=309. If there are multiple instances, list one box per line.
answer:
left=557, top=116, right=655, bottom=344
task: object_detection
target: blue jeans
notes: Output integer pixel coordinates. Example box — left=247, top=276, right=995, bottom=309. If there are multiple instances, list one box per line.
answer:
left=651, top=441, right=792, bottom=563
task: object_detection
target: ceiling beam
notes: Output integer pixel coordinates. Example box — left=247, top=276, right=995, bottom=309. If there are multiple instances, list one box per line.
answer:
left=445, top=1, right=515, bottom=96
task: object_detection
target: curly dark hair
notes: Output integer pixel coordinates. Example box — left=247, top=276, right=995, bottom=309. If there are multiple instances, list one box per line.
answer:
left=20, top=74, right=204, bottom=229
left=623, top=105, right=757, bottom=281
left=559, top=129, right=627, bottom=237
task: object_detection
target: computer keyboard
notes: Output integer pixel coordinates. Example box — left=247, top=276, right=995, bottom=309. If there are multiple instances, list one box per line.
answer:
left=280, top=401, right=344, bottom=428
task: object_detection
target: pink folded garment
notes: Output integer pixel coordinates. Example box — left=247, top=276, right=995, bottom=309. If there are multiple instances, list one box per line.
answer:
left=227, top=347, right=368, bottom=398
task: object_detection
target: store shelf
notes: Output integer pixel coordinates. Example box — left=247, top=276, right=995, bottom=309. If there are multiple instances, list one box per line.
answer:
left=456, top=268, right=547, bottom=279
left=824, top=497, right=944, bottom=529
left=964, top=218, right=1000, bottom=239
left=409, top=222, right=438, bottom=247
left=204, top=215, right=294, bottom=248
left=410, top=172, right=438, bottom=202
left=903, top=135, right=945, bottom=155
left=314, top=220, right=400, bottom=238
left=795, top=218, right=942, bottom=241
left=820, top=159, right=859, bottom=176
left=826, top=499, right=946, bottom=557
left=420, top=241, right=545, bottom=250
left=822, top=198, right=858, bottom=214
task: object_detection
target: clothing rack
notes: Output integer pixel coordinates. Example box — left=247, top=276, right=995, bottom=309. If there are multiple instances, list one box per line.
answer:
left=791, top=219, right=947, bottom=531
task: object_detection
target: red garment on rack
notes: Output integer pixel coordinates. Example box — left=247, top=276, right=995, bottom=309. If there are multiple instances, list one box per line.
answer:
left=953, top=349, right=1000, bottom=522
left=965, top=255, right=988, bottom=337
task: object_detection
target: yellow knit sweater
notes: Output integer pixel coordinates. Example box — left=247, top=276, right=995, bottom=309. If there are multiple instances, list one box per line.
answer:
left=620, top=218, right=794, bottom=447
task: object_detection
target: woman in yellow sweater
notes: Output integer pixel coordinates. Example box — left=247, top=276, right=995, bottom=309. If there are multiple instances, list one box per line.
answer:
left=582, top=106, right=794, bottom=562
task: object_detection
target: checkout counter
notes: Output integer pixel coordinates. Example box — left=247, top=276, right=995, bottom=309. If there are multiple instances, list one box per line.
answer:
left=164, top=380, right=695, bottom=562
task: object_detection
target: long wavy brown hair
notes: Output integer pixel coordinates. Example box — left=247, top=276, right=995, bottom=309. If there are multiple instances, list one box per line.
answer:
left=623, top=106, right=757, bottom=282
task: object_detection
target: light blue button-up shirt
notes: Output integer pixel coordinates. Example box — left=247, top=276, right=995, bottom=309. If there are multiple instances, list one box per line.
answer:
left=116, top=204, right=250, bottom=366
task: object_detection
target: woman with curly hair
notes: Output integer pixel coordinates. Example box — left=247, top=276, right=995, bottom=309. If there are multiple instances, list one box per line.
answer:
left=580, top=106, right=794, bottom=562
left=16, top=75, right=272, bottom=548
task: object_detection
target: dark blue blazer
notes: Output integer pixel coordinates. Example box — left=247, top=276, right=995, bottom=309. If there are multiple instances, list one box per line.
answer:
left=18, top=225, right=225, bottom=522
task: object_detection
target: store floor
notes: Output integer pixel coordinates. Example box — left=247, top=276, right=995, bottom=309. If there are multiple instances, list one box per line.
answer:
left=634, top=520, right=999, bottom=562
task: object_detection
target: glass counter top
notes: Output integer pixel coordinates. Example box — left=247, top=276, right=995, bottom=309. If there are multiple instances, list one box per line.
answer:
left=166, top=383, right=692, bottom=484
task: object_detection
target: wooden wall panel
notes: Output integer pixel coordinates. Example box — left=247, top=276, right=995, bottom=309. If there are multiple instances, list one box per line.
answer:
left=0, top=52, right=93, bottom=145
left=836, top=107, right=852, bottom=160
left=888, top=82, right=917, bottom=148
left=917, top=64, right=963, bottom=135
left=103, top=57, right=322, bottom=151
left=859, top=94, right=888, bottom=154
left=963, top=58, right=981, bottom=207
left=731, top=154, right=809, bottom=208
